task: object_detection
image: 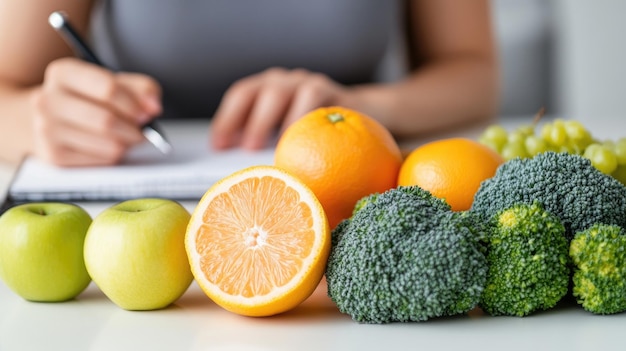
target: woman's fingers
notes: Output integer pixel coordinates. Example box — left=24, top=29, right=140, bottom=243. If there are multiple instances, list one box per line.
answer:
left=33, top=86, right=145, bottom=145
left=116, top=72, right=163, bottom=119
left=45, top=58, right=149, bottom=124
left=239, top=69, right=307, bottom=149
left=32, top=57, right=164, bottom=166
left=280, top=72, right=338, bottom=134
left=32, top=111, right=129, bottom=166
left=210, top=75, right=263, bottom=149
left=211, top=68, right=346, bottom=150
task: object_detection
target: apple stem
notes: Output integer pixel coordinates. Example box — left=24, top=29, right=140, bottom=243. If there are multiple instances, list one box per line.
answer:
left=32, top=208, right=47, bottom=216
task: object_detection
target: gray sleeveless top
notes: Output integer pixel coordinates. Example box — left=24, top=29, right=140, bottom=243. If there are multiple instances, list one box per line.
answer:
left=90, top=1, right=407, bottom=118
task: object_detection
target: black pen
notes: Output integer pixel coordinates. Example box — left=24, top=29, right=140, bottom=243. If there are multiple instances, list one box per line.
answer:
left=48, top=11, right=172, bottom=155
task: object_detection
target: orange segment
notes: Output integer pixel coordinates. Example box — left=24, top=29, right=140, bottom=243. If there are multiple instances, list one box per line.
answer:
left=186, top=165, right=330, bottom=317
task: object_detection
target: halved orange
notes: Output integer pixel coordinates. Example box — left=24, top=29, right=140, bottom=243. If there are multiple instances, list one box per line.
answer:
left=185, top=165, right=330, bottom=316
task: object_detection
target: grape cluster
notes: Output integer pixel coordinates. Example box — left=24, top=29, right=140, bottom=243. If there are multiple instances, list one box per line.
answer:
left=478, top=118, right=626, bottom=184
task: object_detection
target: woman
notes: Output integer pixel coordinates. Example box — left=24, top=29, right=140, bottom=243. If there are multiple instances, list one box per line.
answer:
left=0, top=0, right=498, bottom=166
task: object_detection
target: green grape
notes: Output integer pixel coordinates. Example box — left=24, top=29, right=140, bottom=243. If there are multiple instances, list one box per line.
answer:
left=515, top=124, right=535, bottom=137
left=603, top=140, right=615, bottom=150
left=540, top=123, right=552, bottom=143
left=564, top=120, right=593, bottom=149
left=478, top=136, right=500, bottom=153
left=548, top=119, right=568, bottom=146
left=564, top=140, right=585, bottom=155
left=583, top=143, right=618, bottom=175
left=507, top=130, right=527, bottom=145
left=477, top=118, right=626, bottom=171
left=501, top=142, right=528, bottom=160
left=558, top=143, right=576, bottom=154
left=479, top=124, right=508, bottom=152
left=614, top=138, right=626, bottom=165
left=524, top=135, right=548, bottom=156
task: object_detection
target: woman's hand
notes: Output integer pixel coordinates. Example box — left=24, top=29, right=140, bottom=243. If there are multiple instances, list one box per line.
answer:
left=31, top=57, right=162, bottom=166
left=210, top=67, right=353, bottom=150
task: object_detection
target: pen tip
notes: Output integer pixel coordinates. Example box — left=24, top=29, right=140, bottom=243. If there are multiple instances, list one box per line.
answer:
left=48, top=11, right=67, bottom=30
left=143, top=127, right=173, bottom=155
left=156, top=141, right=174, bottom=155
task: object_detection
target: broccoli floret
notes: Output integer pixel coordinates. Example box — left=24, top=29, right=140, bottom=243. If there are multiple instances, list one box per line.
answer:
left=569, top=224, right=626, bottom=314
left=326, top=186, right=487, bottom=323
left=335, top=186, right=451, bottom=249
left=480, top=202, right=570, bottom=316
left=351, top=185, right=451, bottom=216
left=457, top=209, right=490, bottom=246
left=470, top=152, right=626, bottom=241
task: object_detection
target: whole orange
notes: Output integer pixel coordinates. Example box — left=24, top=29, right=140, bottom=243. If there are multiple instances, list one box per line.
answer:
left=274, top=106, right=403, bottom=229
left=398, top=138, right=504, bottom=211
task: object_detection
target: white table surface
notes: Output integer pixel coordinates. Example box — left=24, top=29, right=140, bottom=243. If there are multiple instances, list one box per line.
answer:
left=2, top=116, right=626, bottom=351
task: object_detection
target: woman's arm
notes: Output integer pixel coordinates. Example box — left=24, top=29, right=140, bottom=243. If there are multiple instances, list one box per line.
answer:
left=0, top=0, right=160, bottom=166
left=348, top=0, right=499, bottom=138
left=210, top=0, right=498, bottom=149
left=0, top=0, right=92, bottom=162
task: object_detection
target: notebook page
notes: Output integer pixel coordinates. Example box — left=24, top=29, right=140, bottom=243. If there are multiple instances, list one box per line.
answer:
left=9, top=122, right=275, bottom=201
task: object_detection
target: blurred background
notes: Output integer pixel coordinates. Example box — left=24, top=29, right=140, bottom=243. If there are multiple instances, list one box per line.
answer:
left=492, top=0, right=626, bottom=123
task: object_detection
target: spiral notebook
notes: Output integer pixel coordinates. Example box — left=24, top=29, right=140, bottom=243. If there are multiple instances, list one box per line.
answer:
left=9, top=122, right=275, bottom=202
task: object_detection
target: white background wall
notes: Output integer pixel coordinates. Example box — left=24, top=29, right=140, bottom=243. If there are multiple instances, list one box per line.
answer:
left=552, top=0, right=626, bottom=125
left=494, top=0, right=626, bottom=125
left=492, top=0, right=555, bottom=117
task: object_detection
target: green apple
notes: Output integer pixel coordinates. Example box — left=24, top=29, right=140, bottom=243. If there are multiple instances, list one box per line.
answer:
left=0, top=202, right=92, bottom=302
left=84, top=198, right=193, bottom=310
